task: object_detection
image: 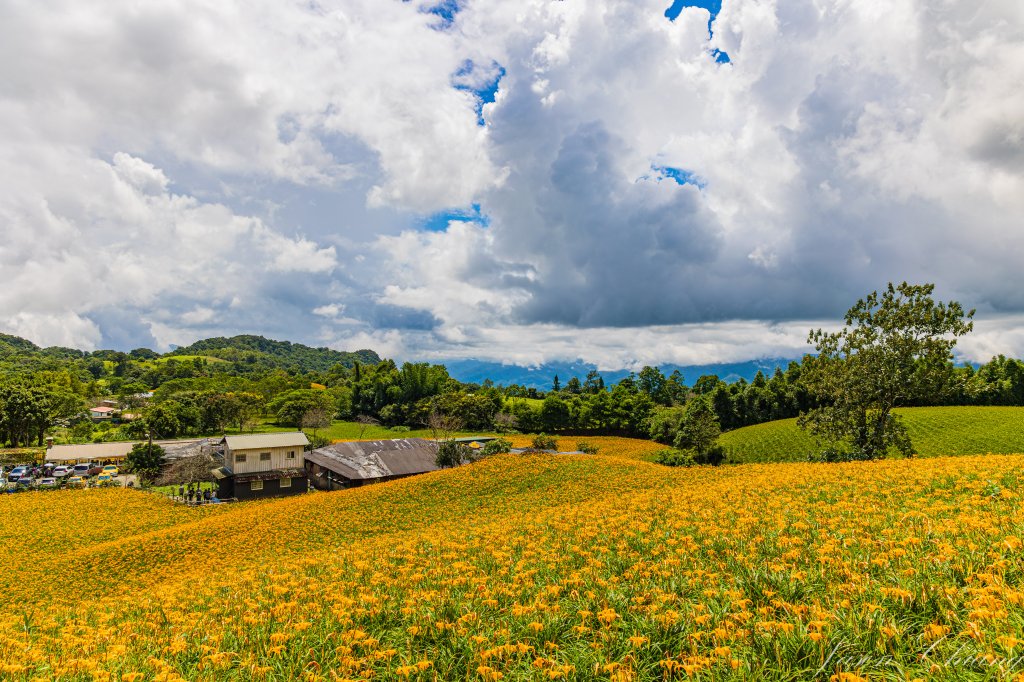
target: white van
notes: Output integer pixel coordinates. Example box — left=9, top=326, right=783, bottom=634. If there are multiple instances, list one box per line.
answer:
left=72, top=463, right=93, bottom=477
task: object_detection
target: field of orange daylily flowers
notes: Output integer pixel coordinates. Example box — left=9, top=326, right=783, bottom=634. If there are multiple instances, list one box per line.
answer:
left=2, top=437, right=1024, bottom=680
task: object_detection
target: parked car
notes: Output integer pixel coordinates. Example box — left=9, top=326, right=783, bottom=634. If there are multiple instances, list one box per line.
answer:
left=15, top=475, right=34, bottom=487
left=67, top=476, right=85, bottom=487
left=7, top=466, right=28, bottom=483
left=101, top=465, right=119, bottom=478
left=95, top=473, right=114, bottom=485
left=72, top=463, right=93, bottom=478
left=53, top=465, right=72, bottom=478
left=38, top=478, right=57, bottom=487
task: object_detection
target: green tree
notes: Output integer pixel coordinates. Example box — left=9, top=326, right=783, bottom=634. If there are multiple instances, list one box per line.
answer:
left=564, top=376, right=583, bottom=394
left=269, top=389, right=334, bottom=428
left=798, top=282, right=974, bottom=461
left=646, top=405, right=686, bottom=445
left=673, top=397, right=722, bottom=460
left=143, top=401, right=184, bottom=439
left=231, top=391, right=265, bottom=432
left=637, top=366, right=668, bottom=404
left=0, top=384, right=50, bottom=447
left=540, top=394, right=571, bottom=431
left=583, top=370, right=605, bottom=394
left=125, top=442, right=166, bottom=482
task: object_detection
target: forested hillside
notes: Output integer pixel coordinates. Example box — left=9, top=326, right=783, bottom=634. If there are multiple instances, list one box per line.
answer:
left=168, top=334, right=380, bottom=373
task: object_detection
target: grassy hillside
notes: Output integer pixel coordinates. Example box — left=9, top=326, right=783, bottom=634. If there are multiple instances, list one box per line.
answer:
left=3, top=440, right=1024, bottom=679
left=151, top=354, right=227, bottom=364
left=720, top=405, right=1024, bottom=463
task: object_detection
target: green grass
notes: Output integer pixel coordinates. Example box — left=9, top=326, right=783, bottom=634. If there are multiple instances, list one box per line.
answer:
left=506, top=397, right=544, bottom=408
left=150, top=354, right=227, bottom=364
left=719, top=405, right=1024, bottom=463
left=236, top=418, right=493, bottom=442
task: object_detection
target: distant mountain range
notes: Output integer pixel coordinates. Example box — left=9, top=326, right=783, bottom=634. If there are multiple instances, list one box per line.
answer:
left=439, top=357, right=801, bottom=389
left=2, top=329, right=801, bottom=388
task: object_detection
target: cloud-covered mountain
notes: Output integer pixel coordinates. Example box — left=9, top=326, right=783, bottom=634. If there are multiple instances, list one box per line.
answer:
left=442, top=357, right=796, bottom=390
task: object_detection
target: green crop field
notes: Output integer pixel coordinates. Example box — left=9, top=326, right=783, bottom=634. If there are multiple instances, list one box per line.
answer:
left=719, top=405, right=1024, bottom=463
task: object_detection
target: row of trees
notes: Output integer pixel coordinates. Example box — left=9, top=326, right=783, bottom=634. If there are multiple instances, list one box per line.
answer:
left=0, top=283, right=1006, bottom=466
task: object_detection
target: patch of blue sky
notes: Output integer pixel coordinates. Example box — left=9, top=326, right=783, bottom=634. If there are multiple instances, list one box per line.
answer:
left=419, top=203, right=490, bottom=232
left=453, top=60, right=506, bottom=126
left=422, top=0, right=459, bottom=29
left=652, top=165, right=707, bottom=189
left=664, top=1, right=730, bottom=64
left=664, top=0, right=721, bottom=26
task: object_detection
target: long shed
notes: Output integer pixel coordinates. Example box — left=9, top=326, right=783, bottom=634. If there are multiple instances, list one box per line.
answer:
left=305, top=438, right=440, bottom=490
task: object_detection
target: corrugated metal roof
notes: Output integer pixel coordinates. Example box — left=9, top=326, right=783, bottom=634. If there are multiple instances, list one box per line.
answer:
left=222, top=432, right=309, bottom=450
left=306, top=438, right=440, bottom=480
left=46, top=437, right=219, bottom=462
left=162, top=438, right=218, bottom=461
left=46, top=442, right=135, bottom=462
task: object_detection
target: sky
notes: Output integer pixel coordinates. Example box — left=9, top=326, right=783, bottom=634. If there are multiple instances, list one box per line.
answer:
left=1, top=0, right=1023, bottom=370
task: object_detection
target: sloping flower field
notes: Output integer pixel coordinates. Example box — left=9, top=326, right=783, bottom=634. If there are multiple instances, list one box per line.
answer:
left=2, top=440, right=1024, bottom=680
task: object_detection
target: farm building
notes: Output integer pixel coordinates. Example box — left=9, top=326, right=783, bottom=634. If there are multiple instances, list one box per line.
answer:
left=88, top=405, right=118, bottom=421
left=44, top=438, right=219, bottom=465
left=214, top=432, right=309, bottom=500
left=45, top=441, right=135, bottom=464
left=305, top=438, right=440, bottom=490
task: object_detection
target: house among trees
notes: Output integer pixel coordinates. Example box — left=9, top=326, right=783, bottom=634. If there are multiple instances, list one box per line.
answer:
left=88, top=405, right=118, bottom=421
left=305, top=438, right=440, bottom=490
left=214, top=432, right=309, bottom=500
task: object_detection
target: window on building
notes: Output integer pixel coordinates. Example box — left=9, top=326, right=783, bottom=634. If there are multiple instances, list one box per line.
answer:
left=260, top=452, right=271, bottom=462
left=250, top=480, right=263, bottom=491
left=287, top=450, right=296, bottom=459
left=280, top=477, right=291, bottom=488
left=235, top=453, right=246, bottom=463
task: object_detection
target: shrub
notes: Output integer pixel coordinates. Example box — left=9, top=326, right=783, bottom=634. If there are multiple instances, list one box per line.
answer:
left=654, top=448, right=696, bottom=467
left=306, top=433, right=331, bottom=449
left=531, top=434, right=558, bottom=451
left=654, top=445, right=726, bottom=467
left=435, top=440, right=472, bottom=468
left=576, top=441, right=599, bottom=454
left=389, top=425, right=411, bottom=433
left=481, top=438, right=512, bottom=456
